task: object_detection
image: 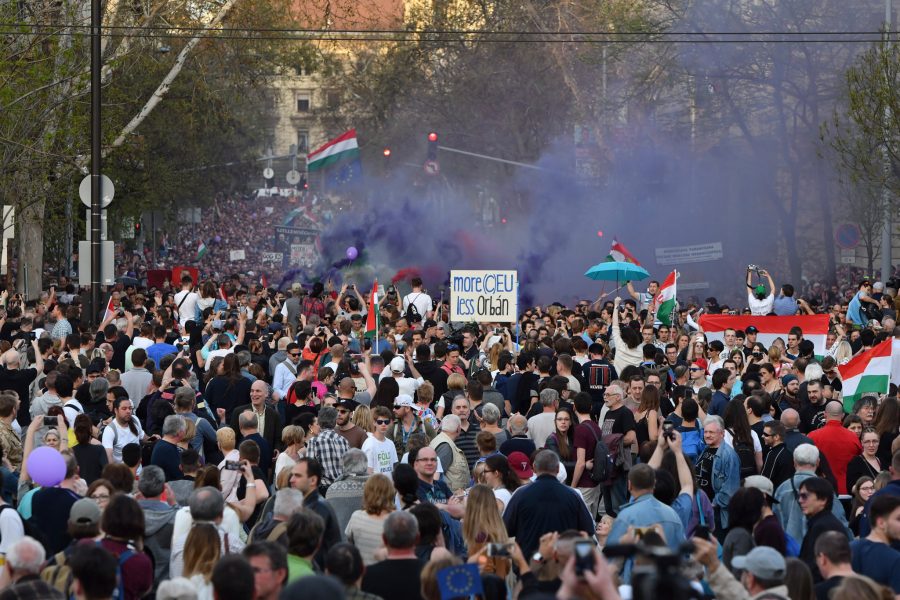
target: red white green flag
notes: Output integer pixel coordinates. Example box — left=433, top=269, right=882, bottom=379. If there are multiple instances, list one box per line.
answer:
left=655, top=270, right=677, bottom=326
left=365, top=280, right=380, bottom=344
left=840, top=338, right=893, bottom=412
left=606, top=239, right=641, bottom=266
left=307, top=129, right=360, bottom=172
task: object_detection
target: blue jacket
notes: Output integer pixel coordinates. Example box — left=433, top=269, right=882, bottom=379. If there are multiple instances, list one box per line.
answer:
left=707, top=442, right=741, bottom=529
left=773, top=470, right=849, bottom=542
left=608, top=493, right=686, bottom=553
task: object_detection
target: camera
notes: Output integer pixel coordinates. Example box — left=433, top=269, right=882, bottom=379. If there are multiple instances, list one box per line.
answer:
left=44, top=416, right=57, bottom=427
left=224, top=460, right=242, bottom=471
left=573, top=539, right=595, bottom=576
left=348, top=284, right=354, bottom=290
left=603, top=542, right=703, bottom=600
left=662, top=422, right=675, bottom=441
left=486, top=542, right=512, bottom=557
left=747, top=264, right=761, bottom=272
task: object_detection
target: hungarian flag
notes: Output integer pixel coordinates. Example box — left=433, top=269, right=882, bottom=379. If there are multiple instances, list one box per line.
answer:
left=260, top=274, right=268, bottom=289
left=197, top=241, right=208, bottom=260
left=218, top=284, right=228, bottom=301
left=697, top=314, right=830, bottom=356
left=655, top=270, right=677, bottom=325
left=104, top=295, right=116, bottom=320
left=307, top=129, right=360, bottom=172
left=840, top=339, right=892, bottom=411
left=606, top=239, right=641, bottom=266
left=365, top=280, right=380, bottom=342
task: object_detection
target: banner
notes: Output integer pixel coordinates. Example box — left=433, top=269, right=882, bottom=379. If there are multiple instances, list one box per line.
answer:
left=229, top=250, right=246, bottom=261
left=262, top=252, right=283, bottom=264
left=655, top=242, right=723, bottom=265
left=698, top=314, right=830, bottom=356
left=450, top=270, right=517, bottom=322
left=171, top=266, right=198, bottom=286
left=274, top=225, right=320, bottom=270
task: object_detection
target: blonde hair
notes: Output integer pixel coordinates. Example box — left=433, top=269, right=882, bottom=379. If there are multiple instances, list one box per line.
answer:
left=831, top=575, right=894, bottom=600
left=352, top=406, right=374, bottom=433
left=417, top=382, right=434, bottom=406
left=462, top=484, right=508, bottom=555
left=447, top=373, right=466, bottom=390
left=183, top=522, right=221, bottom=581
left=281, top=425, right=306, bottom=447
left=182, top=419, right=196, bottom=445
left=216, top=427, right=236, bottom=452
left=362, top=474, right=396, bottom=515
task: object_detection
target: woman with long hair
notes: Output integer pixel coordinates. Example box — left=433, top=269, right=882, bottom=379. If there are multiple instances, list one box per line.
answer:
left=98, top=494, right=153, bottom=600
left=392, top=463, right=420, bottom=510
left=853, top=396, right=878, bottom=430
left=462, top=484, right=510, bottom=576
left=351, top=405, right=374, bottom=434
left=481, top=454, right=521, bottom=511
left=345, top=474, right=396, bottom=565
left=182, top=521, right=221, bottom=600
left=370, top=377, right=400, bottom=412
left=849, top=475, right=876, bottom=536
left=544, top=408, right=576, bottom=484
left=71, top=413, right=107, bottom=485
left=205, top=354, right=251, bottom=418
left=86, top=479, right=115, bottom=512
left=784, top=557, right=815, bottom=600
left=723, top=397, right=762, bottom=475
left=722, top=487, right=764, bottom=575
left=832, top=575, right=894, bottom=600
left=635, top=386, right=661, bottom=446
left=847, top=429, right=883, bottom=495
left=611, top=300, right=643, bottom=374
left=873, top=396, right=899, bottom=465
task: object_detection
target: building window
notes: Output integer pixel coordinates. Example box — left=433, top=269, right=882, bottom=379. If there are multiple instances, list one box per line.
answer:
left=297, top=130, right=309, bottom=153
left=296, top=92, right=310, bottom=112
left=326, top=91, right=341, bottom=108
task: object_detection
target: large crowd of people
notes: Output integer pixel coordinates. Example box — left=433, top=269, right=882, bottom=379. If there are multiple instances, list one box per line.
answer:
left=3, top=266, right=900, bottom=600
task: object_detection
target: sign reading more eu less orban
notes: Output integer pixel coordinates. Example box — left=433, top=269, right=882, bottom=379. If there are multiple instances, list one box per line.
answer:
left=450, top=270, right=517, bottom=322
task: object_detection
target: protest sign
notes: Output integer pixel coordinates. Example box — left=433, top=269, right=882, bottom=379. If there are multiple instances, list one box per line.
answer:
left=450, top=270, right=517, bottom=322
left=229, top=249, right=246, bottom=261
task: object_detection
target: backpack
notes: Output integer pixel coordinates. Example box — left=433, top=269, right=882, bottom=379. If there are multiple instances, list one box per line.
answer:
left=42, top=540, right=135, bottom=600
left=728, top=428, right=757, bottom=478
left=678, top=424, right=706, bottom=463
left=405, top=296, right=422, bottom=324
left=583, top=422, right=613, bottom=483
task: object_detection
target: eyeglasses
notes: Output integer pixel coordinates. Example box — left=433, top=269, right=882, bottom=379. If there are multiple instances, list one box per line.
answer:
left=91, top=493, right=110, bottom=501
left=761, top=432, right=772, bottom=438
left=375, top=419, right=391, bottom=425
left=289, top=353, right=300, bottom=357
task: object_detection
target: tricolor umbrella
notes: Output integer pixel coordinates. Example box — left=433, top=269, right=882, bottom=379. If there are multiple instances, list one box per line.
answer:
left=584, top=261, right=650, bottom=287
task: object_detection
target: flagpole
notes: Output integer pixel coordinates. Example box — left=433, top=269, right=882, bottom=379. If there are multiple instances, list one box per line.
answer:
left=515, top=274, right=519, bottom=358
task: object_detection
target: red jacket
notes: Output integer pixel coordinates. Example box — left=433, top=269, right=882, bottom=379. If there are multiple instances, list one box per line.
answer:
left=808, top=419, right=862, bottom=494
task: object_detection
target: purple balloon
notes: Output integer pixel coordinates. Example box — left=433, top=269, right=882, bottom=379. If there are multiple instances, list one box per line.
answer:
left=27, top=446, right=66, bottom=487
left=214, top=235, right=222, bottom=243
left=346, top=246, right=358, bottom=261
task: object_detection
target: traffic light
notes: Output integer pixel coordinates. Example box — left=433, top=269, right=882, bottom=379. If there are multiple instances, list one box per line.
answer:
left=427, top=132, right=438, bottom=160
left=299, top=176, right=308, bottom=190
left=134, top=221, right=142, bottom=236
left=383, top=147, right=392, bottom=158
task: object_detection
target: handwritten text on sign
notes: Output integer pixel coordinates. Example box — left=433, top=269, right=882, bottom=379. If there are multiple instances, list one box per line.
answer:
left=450, top=270, right=517, bottom=322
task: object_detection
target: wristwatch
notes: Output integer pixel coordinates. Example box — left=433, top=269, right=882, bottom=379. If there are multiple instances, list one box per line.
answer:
left=531, top=552, right=545, bottom=564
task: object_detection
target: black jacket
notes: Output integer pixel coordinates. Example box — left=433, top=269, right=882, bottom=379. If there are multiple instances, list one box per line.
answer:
left=801, top=510, right=848, bottom=582
left=761, top=443, right=795, bottom=490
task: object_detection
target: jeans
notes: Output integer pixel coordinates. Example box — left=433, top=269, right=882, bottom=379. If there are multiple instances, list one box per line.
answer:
left=602, top=476, right=628, bottom=517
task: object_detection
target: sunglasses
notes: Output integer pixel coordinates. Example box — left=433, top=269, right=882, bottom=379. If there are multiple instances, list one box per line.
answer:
left=446, top=344, right=459, bottom=351
left=375, top=419, right=391, bottom=425
left=393, top=405, right=405, bottom=409
left=289, top=353, right=300, bottom=357
left=690, top=367, right=704, bottom=371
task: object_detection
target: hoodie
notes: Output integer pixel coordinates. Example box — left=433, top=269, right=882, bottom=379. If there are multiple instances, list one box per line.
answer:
left=139, top=499, right=179, bottom=583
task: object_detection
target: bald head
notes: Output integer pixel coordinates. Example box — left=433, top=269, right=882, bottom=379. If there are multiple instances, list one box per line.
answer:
left=781, top=408, right=800, bottom=429
left=338, top=377, right=356, bottom=396
left=1, top=349, right=19, bottom=369
left=507, top=414, right=528, bottom=436
left=825, top=401, right=844, bottom=419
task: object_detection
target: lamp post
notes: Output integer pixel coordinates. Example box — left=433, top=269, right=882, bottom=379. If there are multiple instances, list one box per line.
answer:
left=90, top=0, right=102, bottom=325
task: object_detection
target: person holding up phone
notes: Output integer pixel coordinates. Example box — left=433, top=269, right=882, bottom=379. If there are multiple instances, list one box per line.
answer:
left=604, top=463, right=686, bottom=553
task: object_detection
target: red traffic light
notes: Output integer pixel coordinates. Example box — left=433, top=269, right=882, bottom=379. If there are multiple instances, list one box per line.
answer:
left=428, top=132, right=438, bottom=142
left=383, top=148, right=392, bottom=157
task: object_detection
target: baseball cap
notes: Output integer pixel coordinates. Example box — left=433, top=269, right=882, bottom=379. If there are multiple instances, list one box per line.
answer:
left=745, top=326, right=759, bottom=334
left=394, top=394, right=415, bottom=408
left=336, top=398, right=360, bottom=411
left=390, top=356, right=405, bottom=373
left=507, top=451, right=534, bottom=479
left=69, top=498, right=102, bottom=525
left=423, top=319, right=438, bottom=329
left=781, top=374, right=797, bottom=386
left=732, top=546, right=786, bottom=580
left=743, top=475, right=778, bottom=503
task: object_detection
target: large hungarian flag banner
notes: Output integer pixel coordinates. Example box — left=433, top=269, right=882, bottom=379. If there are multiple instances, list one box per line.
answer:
left=697, top=314, right=830, bottom=356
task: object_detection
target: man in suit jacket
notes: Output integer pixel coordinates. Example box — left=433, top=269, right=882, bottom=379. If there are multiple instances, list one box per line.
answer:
left=231, top=380, right=283, bottom=457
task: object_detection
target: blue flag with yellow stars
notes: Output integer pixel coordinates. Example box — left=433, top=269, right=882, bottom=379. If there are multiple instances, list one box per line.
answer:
left=437, top=564, right=483, bottom=600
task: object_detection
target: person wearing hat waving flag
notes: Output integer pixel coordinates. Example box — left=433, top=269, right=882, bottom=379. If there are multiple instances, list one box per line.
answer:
left=747, top=267, right=776, bottom=316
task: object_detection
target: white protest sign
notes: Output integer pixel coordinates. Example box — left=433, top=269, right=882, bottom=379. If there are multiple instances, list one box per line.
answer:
left=655, top=242, right=723, bottom=265
left=229, top=249, right=246, bottom=261
left=450, top=270, right=517, bottom=322
left=262, top=252, right=283, bottom=263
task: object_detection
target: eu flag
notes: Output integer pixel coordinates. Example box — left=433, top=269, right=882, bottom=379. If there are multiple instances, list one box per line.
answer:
left=436, top=564, right=483, bottom=600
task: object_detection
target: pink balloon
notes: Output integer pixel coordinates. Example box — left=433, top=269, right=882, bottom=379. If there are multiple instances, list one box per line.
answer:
left=27, top=446, right=66, bottom=487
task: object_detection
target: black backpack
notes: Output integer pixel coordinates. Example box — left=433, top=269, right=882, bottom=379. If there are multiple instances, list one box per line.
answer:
left=405, top=299, right=422, bottom=324
left=728, top=428, right=757, bottom=478
left=583, top=423, right=614, bottom=483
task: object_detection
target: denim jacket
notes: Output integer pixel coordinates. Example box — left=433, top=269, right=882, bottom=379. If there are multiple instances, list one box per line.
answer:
left=773, top=470, right=849, bottom=542
left=607, top=493, right=686, bottom=553
left=710, top=442, right=741, bottom=529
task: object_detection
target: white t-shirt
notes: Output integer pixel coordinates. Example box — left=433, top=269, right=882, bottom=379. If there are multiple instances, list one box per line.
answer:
left=0, top=505, right=24, bottom=555
left=402, top=292, right=433, bottom=319
left=205, top=347, right=234, bottom=370
left=362, top=435, right=399, bottom=474
left=724, top=429, right=763, bottom=454
left=101, top=418, right=145, bottom=462
left=493, top=488, right=513, bottom=511
left=174, top=290, right=200, bottom=329
left=748, top=292, right=775, bottom=316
